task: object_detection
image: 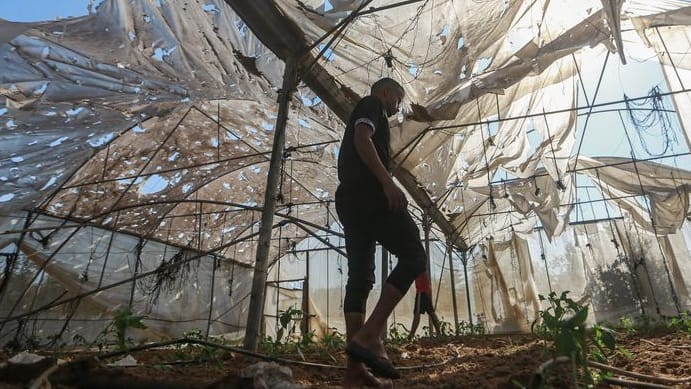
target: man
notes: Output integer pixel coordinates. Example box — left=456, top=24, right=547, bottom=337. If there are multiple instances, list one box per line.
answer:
left=407, top=271, right=442, bottom=341
left=335, top=77, right=427, bottom=386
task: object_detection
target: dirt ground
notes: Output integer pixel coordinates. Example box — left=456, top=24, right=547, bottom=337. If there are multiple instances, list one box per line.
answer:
left=1, top=331, right=690, bottom=388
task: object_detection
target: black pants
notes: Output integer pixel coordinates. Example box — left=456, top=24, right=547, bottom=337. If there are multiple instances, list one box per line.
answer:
left=336, top=186, right=426, bottom=314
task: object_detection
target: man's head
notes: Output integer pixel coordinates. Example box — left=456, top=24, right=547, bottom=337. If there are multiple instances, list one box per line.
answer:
left=371, top=77, right=404, bottom=117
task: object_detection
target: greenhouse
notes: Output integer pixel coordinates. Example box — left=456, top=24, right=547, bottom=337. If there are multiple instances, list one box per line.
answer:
left=1, top=0, right=690, bottom=387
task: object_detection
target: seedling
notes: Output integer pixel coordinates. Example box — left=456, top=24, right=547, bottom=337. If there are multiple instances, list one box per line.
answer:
left=95, top=307, right=147, bottom=350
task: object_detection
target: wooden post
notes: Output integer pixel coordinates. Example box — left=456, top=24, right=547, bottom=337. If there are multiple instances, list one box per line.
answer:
left=243, top=57, right=297, bottom=351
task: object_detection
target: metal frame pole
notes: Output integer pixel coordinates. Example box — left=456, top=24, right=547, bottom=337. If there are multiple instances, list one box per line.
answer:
left=447, top=239, right=459, bottom=334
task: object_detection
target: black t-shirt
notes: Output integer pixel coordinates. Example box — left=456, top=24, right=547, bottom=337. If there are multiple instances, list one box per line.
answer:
left=337, top=95, right=390, bottom=205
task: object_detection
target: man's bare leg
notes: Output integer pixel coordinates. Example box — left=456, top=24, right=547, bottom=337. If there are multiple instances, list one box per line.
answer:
left=430, top=311, right=442, bottom=337
left=343, top=312, right=389, bottom=387
left=349, top=283, right=404, bottom=360
left=407, top=313, right=420, bottom=342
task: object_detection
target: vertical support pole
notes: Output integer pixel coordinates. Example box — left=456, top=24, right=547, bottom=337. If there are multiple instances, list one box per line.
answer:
left=244, top=57, right=298, bottom=351
left=536, top=228, right=553, bottom=293
left=128, top=237, right=144, bottom=309
left=422, top=212, right=432, bottom=331
left=301, top=251, right=310, bottom=337
left=381, top=246, right=389, bottom=340
left=326, top=243, right=330, bottom=330
left=447, top=239, right=459, bottom=335
left=98, top=213, right=120, bottom=289
left=461, top=250, right=473, bottom=327
left=206, top=256, right=218, bottom=338
left=276, top=249, right=281, bottom=330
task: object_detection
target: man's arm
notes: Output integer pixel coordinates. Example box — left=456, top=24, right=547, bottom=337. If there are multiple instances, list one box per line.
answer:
left=352, top=123, right=407, bottom=211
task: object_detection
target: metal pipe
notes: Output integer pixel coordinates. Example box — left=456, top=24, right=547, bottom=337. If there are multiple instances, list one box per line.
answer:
left=447, top=239, right=459, bottom=335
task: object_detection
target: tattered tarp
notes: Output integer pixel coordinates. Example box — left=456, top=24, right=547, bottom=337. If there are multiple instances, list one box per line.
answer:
left=1, top=0, right=690, bottom=339
left=229, top=0, right=691, bottom=247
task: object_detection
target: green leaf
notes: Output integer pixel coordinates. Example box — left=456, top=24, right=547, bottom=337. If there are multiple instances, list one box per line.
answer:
left=566, top=307, right=588, bottom=327
left=590, top=349, right=606, bottom=363
left=618, top=347, right=633, bottom=359
left=600, top=330, right=615, bottom=350
left=555, top=332, right=578, bottom=357
left=127, top=316, right=147, bottom=329
left=280, top=313, right=291, bottom=329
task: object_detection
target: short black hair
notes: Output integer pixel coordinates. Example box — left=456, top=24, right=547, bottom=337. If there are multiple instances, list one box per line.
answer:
left=371, top=77, right=404, bottom=95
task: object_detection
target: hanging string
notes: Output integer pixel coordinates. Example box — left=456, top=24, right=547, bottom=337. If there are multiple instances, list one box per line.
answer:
left=624, top=86, right=678, bottom=157
left=476, top=98, right=496, bottom=211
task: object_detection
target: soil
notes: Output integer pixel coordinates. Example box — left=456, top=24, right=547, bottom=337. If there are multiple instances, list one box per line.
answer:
left=1, top=331, right=690, bottom=388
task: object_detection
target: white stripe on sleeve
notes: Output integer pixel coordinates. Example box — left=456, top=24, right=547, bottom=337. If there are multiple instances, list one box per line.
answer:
left=354, top=118, right=376, bottom=134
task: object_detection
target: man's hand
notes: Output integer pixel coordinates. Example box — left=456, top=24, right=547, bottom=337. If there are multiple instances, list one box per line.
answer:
left=382, top=179, right=407, bottom=211
left=352, top=123, right=408, bottom=211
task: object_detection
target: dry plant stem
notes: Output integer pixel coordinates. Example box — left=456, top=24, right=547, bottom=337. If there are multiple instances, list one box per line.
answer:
left=397, top=355, right=456, bottom=371
left=588, top=360, right=691, bottom=384
left=601, top=376, right=674, bottom=389
left=534, top=357, right=691, bottom=386
left=533, top=357, right=686, bottom=389
left=639, top=338, right=691, bottom=349
left=536, top=356, right=571, bottom=375
left=398, top=345, right=461, bottom=371
left=28, top=363, right=59, bottom=389
left=68, top=338, right=458, bottom=372
left=528, top=356, right=571, bottom=389
left=96, top=338, right=343, bottom=369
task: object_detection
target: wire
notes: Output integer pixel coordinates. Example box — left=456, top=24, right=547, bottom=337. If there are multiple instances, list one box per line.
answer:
left=624, top=86, right=678, bottom=157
